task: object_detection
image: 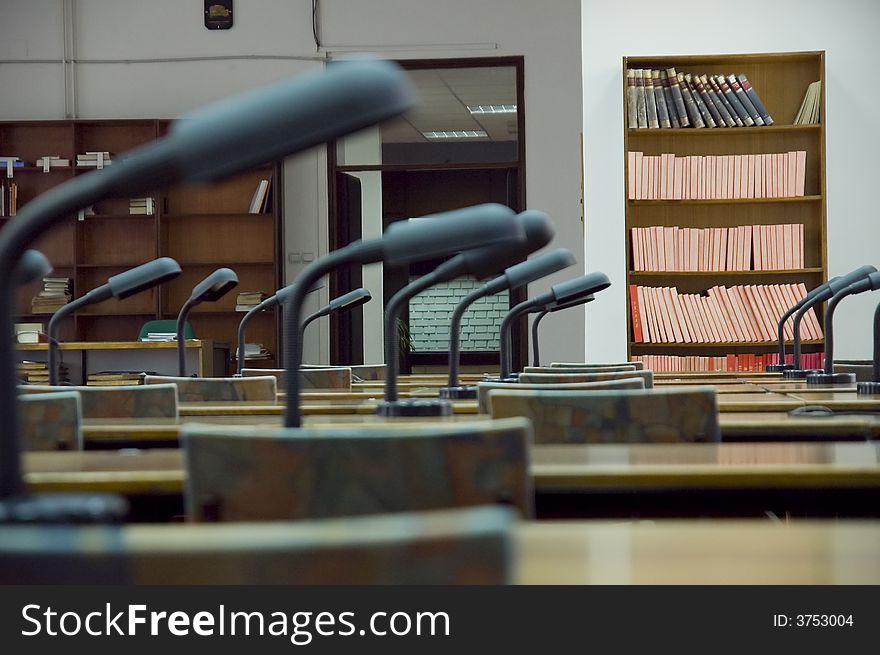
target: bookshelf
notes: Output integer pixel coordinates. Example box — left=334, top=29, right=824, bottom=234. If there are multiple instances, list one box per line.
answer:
left=1, top=119, right=283, bottom=369
left=623, top=51, right=826, bottom=371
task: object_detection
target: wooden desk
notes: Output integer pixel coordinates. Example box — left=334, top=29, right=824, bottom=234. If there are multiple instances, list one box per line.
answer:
left=716, top=392, right=803, bottom=412
left=179, top=399, right=479, bottom=417
left=786, top=391, right=880, bottom=412
left=25, top=441, right=880, bottom=518
left=719, top=411, right=880, bottom=441
left=515, top=520, right=880, bottom=584
left=17, top=340, right=229, bottom=383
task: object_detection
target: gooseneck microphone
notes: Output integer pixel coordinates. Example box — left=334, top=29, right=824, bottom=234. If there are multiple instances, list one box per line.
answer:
left=498, top=272, right=611, bottom=379
left=0, top=58, right=415, bottom=522
left=282, top=204, right=523, bottom=427
left=532, top=294, right=594, bottom=367
left=784, top=265, right=877, bottom=379
left=48, top=258, right=182, bottom=385
left=442, top=247, right=575, bottom=399
left=766, top=280, right=837, bottom=373
left=302, top=287, right=371, bottom=335
left=806, top=271, right=880, bottom=386
left=859, top=287, right=880, bottom=394
left=177, top=267, right=238, bottom=376
left=15, top=250, right=53, bottom=285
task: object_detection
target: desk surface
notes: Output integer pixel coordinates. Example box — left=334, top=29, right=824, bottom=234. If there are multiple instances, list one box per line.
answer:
left=17, top=340, right=225, bottom=351
left=515, top=520, right=880, bottom=584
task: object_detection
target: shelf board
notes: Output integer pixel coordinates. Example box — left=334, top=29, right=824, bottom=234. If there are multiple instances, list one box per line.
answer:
left=631, top=340, right=824, bottom=348
left=76, top=263, right=157, bottom=269
left=162, top=213, right=272, bottom=220
left=174, top=260, right=275, bottom=267
left=2, top=166, right=74, bottom=174
left=629, top=268, right=824, bottom=277
left=78, top=214, right=156, bottom=220
left=627, top=124, right=821, bottom=136
left=628, top=195, right=821, bottom=206
left=76, top=311, right=157, bottom=318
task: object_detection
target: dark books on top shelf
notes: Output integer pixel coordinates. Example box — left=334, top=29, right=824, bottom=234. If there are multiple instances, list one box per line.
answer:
left=628, top=68, right=774, bottom=128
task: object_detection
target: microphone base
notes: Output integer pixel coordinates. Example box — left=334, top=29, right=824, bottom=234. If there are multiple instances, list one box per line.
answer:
left=438, top=386, right=477, bottom=400
left=806, top=372, right=857, bottom=386
left=782, top=368, right=823, bottom=380
left=376, top=398, right=453, bottom=417
left=857, top=381, right=880, bottom=395
left=765, top=363, right=795, bottom=373
left=0, top=493, right=128, bottom=524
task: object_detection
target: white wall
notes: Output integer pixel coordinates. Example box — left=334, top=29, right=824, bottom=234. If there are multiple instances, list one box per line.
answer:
left=1, top=0, right=585, bottom=366
left=582, top=0, right=880, bottom=361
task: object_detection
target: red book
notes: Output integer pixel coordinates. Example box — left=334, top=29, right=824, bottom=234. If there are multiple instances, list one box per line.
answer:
left=629, top=284, right=644, bottom=342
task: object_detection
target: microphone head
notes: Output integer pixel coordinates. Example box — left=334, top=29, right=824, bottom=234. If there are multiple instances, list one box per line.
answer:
left=548, top=293, right=595, bottom=312
left=190, top=267, right=239, bottom=302
left=550, top=271, right=611, bottom=304
left=329, top=288, right=371, bottom=312
left=826, top=265, right=877, bottom=296
left=455, top=210, right=553, bottom=280
left=382, top=203, right=519, bottom=264
left=15, top=250, right=53, bottom=285
left=171, top=58, right=416, bottom=182
left=107, top=257, right=182, bottom=299
left=503, top=248, right=576, bottom=290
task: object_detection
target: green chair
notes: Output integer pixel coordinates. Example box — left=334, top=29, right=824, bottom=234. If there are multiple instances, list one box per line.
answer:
left=137, top=319, right=195, bottom=341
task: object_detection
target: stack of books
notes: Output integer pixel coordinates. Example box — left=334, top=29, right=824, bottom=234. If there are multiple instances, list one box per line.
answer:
left=76, top=151, right=113, bottom=168
left=627, top=151, right=807, bottom=200
left=17, top=360, right=69, bottom=385
left=794, top=81, right=821, bottom=125
left=86, top=371, right=148, bottom=386
left=627, top=68, right=773, bottom=129
left=633, top=352, right=824, bottom=374
left=31, top=277, right=72, bottom=314
left=35, top=155, right=70, bottom=170
left=239, top=343, right=271, bottom=361
left=235, top=291, right=266, bottom=311
left=631, top=224, right=805, bottom=272
left=139, top=332, right=177, bottom=342
left=129, top=197, right=155, bottom=215
left=629, top=283, right=824, bottom=344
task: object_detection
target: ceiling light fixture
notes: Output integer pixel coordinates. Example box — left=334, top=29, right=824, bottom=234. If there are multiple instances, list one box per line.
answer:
left=467, top=104, right=517, bottom=114
left=422, top=130, right=488, bottom=139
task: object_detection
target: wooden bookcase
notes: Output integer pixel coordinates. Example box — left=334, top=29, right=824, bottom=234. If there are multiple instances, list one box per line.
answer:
left=623, top=51, right=826, bottom=368
left=0, top=119, right=283, bottom=369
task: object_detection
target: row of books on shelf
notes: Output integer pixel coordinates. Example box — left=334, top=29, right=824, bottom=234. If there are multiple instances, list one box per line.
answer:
left=794, top=81, right=821, bottom=125
left=627, top=151, right=807, bottom=200
left=129, top=197, right=155, bottom=215
left=629, top=283, right=823, bottom=344
left=626, top=68, right=773, bottom=129
left=86, top=371, right=150, bottom=386
left=0, top=179, right=18, bottom=216
left=632, top=224, right=805, bottom=272
left=0, top=152, right=114, bottom=170
left=236, top=291, right=267, bottom=311
left=632, top=352, right=824, bottom=374
left=17, top=360, right=68, bottom=385
left=31, top=277, right=72, bottom=314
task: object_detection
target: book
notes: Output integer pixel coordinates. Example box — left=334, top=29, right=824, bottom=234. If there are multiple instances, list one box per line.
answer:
left=644, top=70, right=659, bottom=129
left=248, top=179, right=271, bottom=214
left=651, top=70, right=671, bottom=128
left=660, top=70, right=681, bottom=127
left=727, top=74, right=764, bottom=126
left=677, top=74, right=705, bottom=128
left=794, top=81, right=821, bottom=124
left=626, top=69, right=639, bottom=128
left=688, top=74, right=721, bottom=128
left=665, top=67, right=689, bottom=127
left=701, top=75, right=736, bottom=127
left=715, top=75, right=754, bottom=126
left=35, top=155, right=70, bottom=169
left=737, top=74, right=773, bottom=125
left=634, top=69, right=648, bottom=128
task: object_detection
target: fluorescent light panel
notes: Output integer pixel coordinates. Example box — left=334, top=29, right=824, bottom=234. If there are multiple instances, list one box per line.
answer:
left=467, top=104, right=517, bottom=114
left=422, top=130, right=488, bottom=139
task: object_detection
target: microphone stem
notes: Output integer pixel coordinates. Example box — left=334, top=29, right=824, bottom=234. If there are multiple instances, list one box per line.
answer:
left=447, top=285, right=491, bottom=388
left=500, top=300, right=536, bottom=378
left=532, top=310, right=549, bottom=367
left=237, top=297, right=277, bottom=374
left=822, top=292, right=849, bottom=374
left=384, top=272, right=439, bottom=403
left=47, top=297, right=86, bottom=386
left=791, top=304, right=812, bottom=370
left=176, top=296, right=198, bottom=376
left=874, top=301, right=880, bottom=383
left=776, top=303, right=800, bottom=366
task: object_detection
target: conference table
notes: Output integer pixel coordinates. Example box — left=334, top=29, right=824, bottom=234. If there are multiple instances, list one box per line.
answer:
left=24, top=441, right=880, bottom=519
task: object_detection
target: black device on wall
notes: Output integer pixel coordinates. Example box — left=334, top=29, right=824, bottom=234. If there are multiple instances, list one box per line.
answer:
left=205, top=1, right=233, bottom=29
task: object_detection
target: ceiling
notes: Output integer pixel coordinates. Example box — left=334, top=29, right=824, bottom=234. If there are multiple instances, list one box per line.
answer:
left=381, top=66, right=519, bottom=144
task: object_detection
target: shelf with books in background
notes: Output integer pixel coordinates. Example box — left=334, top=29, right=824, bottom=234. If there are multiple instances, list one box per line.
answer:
left=623, top=51, right=826, bottom=373
left=1, top=119, right=283, bottom=370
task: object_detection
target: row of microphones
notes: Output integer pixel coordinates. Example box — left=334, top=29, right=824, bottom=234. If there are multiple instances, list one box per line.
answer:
left=0, top=57, right=418, bottom=522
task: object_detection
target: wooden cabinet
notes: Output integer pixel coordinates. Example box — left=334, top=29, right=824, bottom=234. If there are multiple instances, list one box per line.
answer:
left=1, top=119, right=283, bottom=366
left=623, top=51, right=826, bottom=369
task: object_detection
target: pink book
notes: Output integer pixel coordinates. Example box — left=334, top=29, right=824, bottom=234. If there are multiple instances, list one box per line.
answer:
left=786, top=284, right=814, bottom=341
left=708, top=286, right=739, bottom=341
left=752, top=225, right=761, bottom=270
left=727, top=155, right=736, bottom=199
left=794, top=283, right=819, bottom=341
left=659, top=154, right=668, bottom=200
left=727, top=285, right=758, bottom=342
left=703, top=295, right=726, bottom=342
left=782, top=284, right=808, bottom=341
left=691, top=156, right=700, bottom=200
left=647, top=156, right=655, bottom=200
left=776, top=224, right=786, bottom=270
left=640, top=154, right=650, bottom=200
left=746, top=154, right=755, bottom=199
left=652, top=226, right=662, bottom=271
left=669, top=288, right=692, bottom=342
left=725, top=227, right=735, bottom=271
left=778, top=152, right=786, bottom=197
left=673, top=157, right=683, bottom=200
left=774, top=153, right=782, bottom=198
left=664, top=226, right=676, bottom=271
left=767, top=224, right=776, bottom=270
left=681, top=294, right=703, bottom=343
left=783, top=223, right=794, bottom=269
left=768, top=285, right=793, bottom=340
left=631, top=228, right=641, bottom=271
left=646, top=287, right=664, bottom=342
left=654, top=155, right=662, bottom=200
left=788, top=151, right=797, bottom=197
left=797, top=223, right=804, bottom=268
left=754, top=153, right=763, bottom=199
left=700, top=156, right=707, bottom=200
left=692, top=294, right=713, bottom=343
left=690, top=228, right=700, bottom=272
left=716, top=227, right=727, bottom=272
left=707, top=227, right=716, bottom=271
left=732, top=155, right=742, bottom=199
left=628, top=151, right=637, bottom=200
left=796, top=150, right=806, bottom=196
left=640, top=286, right=654, bottom=343
left=752, top=285, right=779, bottom=341
left=667, top=154, right=676, bottom=200
left=657, top=287, right=681, bottom=343
left=635, top=286, right=650, bottom=343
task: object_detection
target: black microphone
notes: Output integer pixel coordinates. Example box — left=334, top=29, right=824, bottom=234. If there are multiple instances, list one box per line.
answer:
left=176, top=267, right=238, bottom=376
left=0, top=58, right=415, bottom=521
left=805, top=271, right=880, bottom=386
left=498, top=272, right=611, bottom=379
left=15, top=250, right=53, bottom=285
left=784, top=265, right=877, bottom=379
left=48, top=258, right=182, bottom=385
left=282, top=203, right=523, bottom=427
left=441, top=247, right=576, bottom=399
left=377, top=212, right=529, bottom=416
left=766, top=279, right=838, bottom=372
left=302, top=287, right=371, bottom=333
left=532, top=294, right=595, bottom=367
left=857, top=275, right=880, bottom=394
